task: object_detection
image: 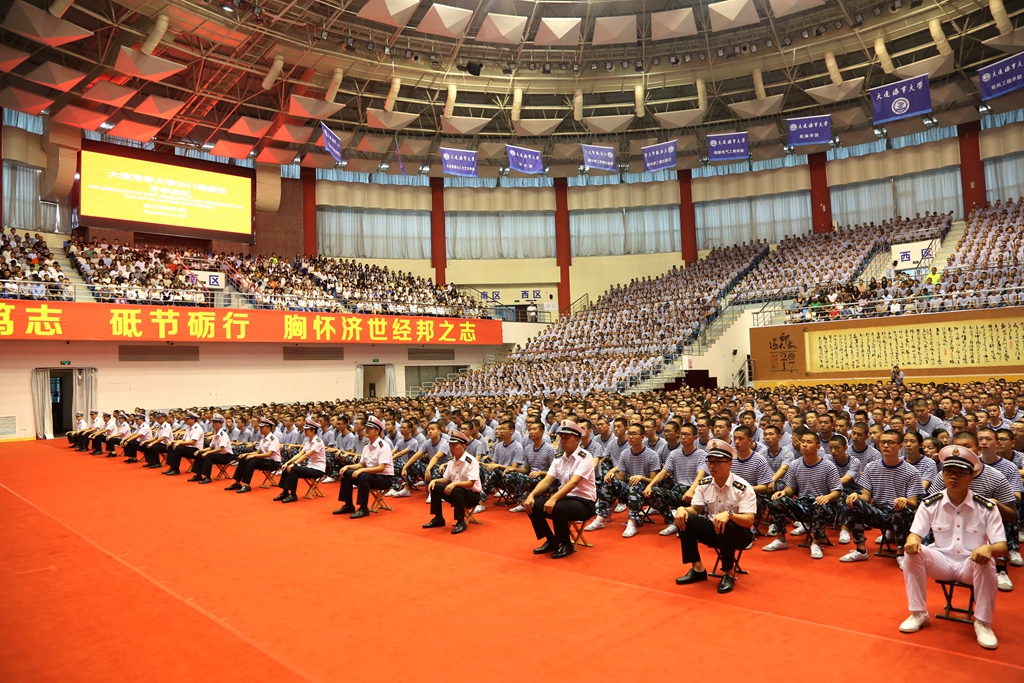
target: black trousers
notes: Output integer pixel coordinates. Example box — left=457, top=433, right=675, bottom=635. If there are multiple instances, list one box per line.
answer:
left=198, top=451, right=235, bottom=478
left=90, top=434, right=108, bottom=451
left=233, top=457, right=279, bottom=485
left=338, top=471, right=394, bottom=508
left=142, top=442, right=167, bottom=465
left=529, top=495, right=597, bottom=545
left=123, top=439, right=143, bottom=459
left=677, top=513, right=752, bottom=573
left=105, top=436, right=122, bottom=453
left=75, top=433, right=92, bottom=449
left=429, top=480, right=480, bottom=523
left=165, top=445, right=198, bottom=471
left=279, top=466, right=323, bottom=495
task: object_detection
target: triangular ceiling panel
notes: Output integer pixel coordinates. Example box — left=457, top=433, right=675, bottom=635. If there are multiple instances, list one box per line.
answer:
left=209, top=140, right=253, bottom=159
left=272, top=123, right=313, bottom=144
left=366, top=108, right=420, bottom=130
left=708, top=0, right=760, bottom=32
left=628, top=138, right=658, bottom=155
left=50, top=105, right=107, bottom=130
left=105, top=119, right=162, bottom=142
left=751, top=143, right=786, bottom=161
left=983, top=29, right=1024, bottom=53
left=256, top=147, right=300, bottom=165
left=23, top=62, right=87, bottom=92
left=551, top=143, right=580, bottom=158
left=727, top=94, right=784, bottom=118
left=289, top=94, right=344, bottom=119
left=592, top=16, right=637, bottom=46
left=357, top=0, right=421, bottom=28
left=892, top=53, right=954, bottom=79
left=583, top=114, right=634, bottom=134
left=936, top=105, right=980, bottom=127
left=415, top=4, right=474, bottom=38
left=228, top=116, right=274, bottom=138
left=0, top=86, right=53, bottom=116
left=134, top=94, right=185, bottom=119
left=931, top=81, right=968, bottom=107
left=441, top=115, right=492, bottom=135
left=313, top=128, right=353, bottom=148
left=81, top=80, right=136, bottom=107
left=513, top=118, right=563, bottom=136
left=747, top=122, right=780, bottom=142
left=356, top=134, right=394, bottom=153
left=768, top=0, right=826, bottom=19
left=114, top=46, right=185, bottom=82
left=346, top=158, right=384, bottom=173
left=676, top=134, right=700, bottom=151
left=301, top=151, right=339, bottom=168
left=830, top=106, right=868, bottom=127
left=474, top=13, right=527, bottom=44
left=804, top=77, right=865, bottom=105
left=651, top=8, right=697, bottom=40
left=654, top=109, right=706, bottom=129
left=0, top=44, right=29, bottom=72
left=399, top=139, right=433, bottom=155
left=476, top=142, right=507, bottom=158
left=534, top=17, right=581, bottom=46
left=2, top=0, right=93, bottom=47
left=839, top=127, right=880, bottom=147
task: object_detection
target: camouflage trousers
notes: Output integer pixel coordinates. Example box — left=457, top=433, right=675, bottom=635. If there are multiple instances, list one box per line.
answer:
left=596, top=477, right=634, bottom=519
left=636, top=482, right=686, bottom=525
left=767, top=495, right=839, bottom=541
left=845, top=499, right=914, bottom=548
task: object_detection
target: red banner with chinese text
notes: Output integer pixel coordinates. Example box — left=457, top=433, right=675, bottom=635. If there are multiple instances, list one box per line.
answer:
left=0, top=301, right=503, bottom=345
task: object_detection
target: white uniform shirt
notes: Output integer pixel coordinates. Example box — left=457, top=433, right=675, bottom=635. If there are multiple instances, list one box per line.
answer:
left=134, top=422, right=152, bottom=439
left=303, top=435, right=327, bottom=472
left=91, top=416, right=103, bottom=429
left=692, top=472, right=757, bottom=516
left=116, top=421, right=132, bottom=438
left=182, top=423, right=205, bottom=449
left=257, top=433, right=282, bottom=462
left=102, top=418, right=117, bottom=435
left=910, top=490, right=1006, bottom=558
left=442, top=453, right=482, bottom=492
left=549, top=446, right=597, bottom=502
left=154, top=421, right=174, bottom=444
left=360, top=438, right=394, bottom=476
left=75, top=418, right=87, bottom=431
left=210, top=428, right=233, bottom=455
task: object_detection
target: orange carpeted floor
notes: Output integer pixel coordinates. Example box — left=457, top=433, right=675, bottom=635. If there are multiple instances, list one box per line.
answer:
left=1, top=440, right=1022, bottom=683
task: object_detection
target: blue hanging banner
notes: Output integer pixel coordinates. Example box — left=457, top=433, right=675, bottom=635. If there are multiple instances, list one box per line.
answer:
left=979, top=51, right=1024, bottom=101
left=870, top=74, right=932, bottom=125
left=440, top=147, right=477, bottom=177
left=393, top=137, right=407, bottom=175
left=321, top=123, right=344, bottom=164
left=706, top=132, right=749, bottom=161
left=506, top=145, right=544, bottom=174
left=786, top=114, right=832, bottom=146
left=641, top=140, right=677, bottom=172
left=581, top=144, right=618, bottom=172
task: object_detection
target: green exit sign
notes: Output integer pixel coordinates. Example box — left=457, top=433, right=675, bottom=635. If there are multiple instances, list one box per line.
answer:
left=372, top=358, right=379, bottom=363
left=60, top=360, right=71, bottom=365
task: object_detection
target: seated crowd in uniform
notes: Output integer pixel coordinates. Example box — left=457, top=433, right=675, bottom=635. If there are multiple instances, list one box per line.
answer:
left=68, top=376, right=1024, bottom=650
left=0, top=228, right=74, bottom=301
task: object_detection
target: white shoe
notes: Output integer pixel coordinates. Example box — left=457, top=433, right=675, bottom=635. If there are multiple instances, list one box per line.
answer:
left=384, top=489, right=395, bottom=497
left=763, top=538, right=788, bottom=552
left=1009, top=550, right=1023, bottom=567
left=321, top=476, right=337, bottom=484
left=472, top=504, right=485, bottom=514
left=745, top=541, right=753, bottom=550
left=975, top=621, right=998, bottom=649
left=897, top=555, right=905, bottom=571
left=790, top=522, right=807, bottom=537
left=508, top=504, right=525, bottom=513
left=840, top=550, right=869, bottom=563
left=874, top=534, right=883, bottom=544
left=622, top=520, right=638, bottom=538
left=426, top=494, right=432, bottom=504
left=810, top=543, right=823, bottom=560
left=766, top=524, right=779, bottom=537
left=392, top=488, right=411, bottom=498
left=1018, top=529, right=1024, bottom=543
left=997, top=571, right=1013, bottom=591
left=414, top=480, right=425, bottom=487
left=899, top=612, right=930, bottom=633
left=584, top=516, right=605, bottom=531
left=839, top=530, right=851, bottom=545
left=614, top=503, right=628, bottom=513
left=659, top=524, right=678, bottom=536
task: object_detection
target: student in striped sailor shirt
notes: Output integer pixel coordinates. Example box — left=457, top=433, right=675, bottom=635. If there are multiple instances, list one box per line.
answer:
left=840, top=430, right=925, bottom=566
left=912, top=399, right=946, bottom=438
left=978, top=428, right=1023, bottom=587
left=763, top=432, right=842, bottom=559
left=504, top=421, right=557, bottom=512
left=397, top=422, right=450, bottom=496
left=643, top=419, right=669, bottom=465
left=606, top=423, right=662, bottom=538
left=849, top=422, right=882, bottom=473
left=904, top=431, right=938, bottom=491
left=598, top=417, right=629, bottom=475
left=475, top=420, right=525, bottom=513
left=578, top=419, right=603, bottom=463
left=829, top=434, right=860, bottom=545
left=695, top=417, right=713, bottom=452
left=385, top=420, right=420, bottom=496
left=762, top=425, right=795, bottom=536
left=729, top=426, right=776, bottom=517
left=645, top=422, right=707, bottom=537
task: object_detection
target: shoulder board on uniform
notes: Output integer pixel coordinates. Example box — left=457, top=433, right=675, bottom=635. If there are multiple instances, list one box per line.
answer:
left=732, top=480, right=747, bottom=491
left=699, top=476, right=713, bottom=485
left=922, top=492, right=943, bottom=507
left=973, top=493, right=995, bottom=509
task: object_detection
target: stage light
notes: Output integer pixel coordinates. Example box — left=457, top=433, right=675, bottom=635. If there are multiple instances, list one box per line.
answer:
left=345, top=37, right=356, bottom=51
left=651, top=57, right=661, bottom=66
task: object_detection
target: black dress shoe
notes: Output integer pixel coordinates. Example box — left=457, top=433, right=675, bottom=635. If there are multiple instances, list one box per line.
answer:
left=125, top=458, right=138, bottom=464
left=551, top=544, right=575, bottom=559
left=90, top=450, right=103, bottom=455
left=273, top=493, right=288, bottom=501
left=163, top=469, right=179, bottom=476
left=422, top=518, right=446, bottom=529
left=105, top=453, right=117, bottom=458
left=187, top=475, right=202, bottom=482
left=281, top=494, right=298, bottom=503
left=333, top=505, right=356, bottom=515
left=144, top=463, right=161, bottom=469
left=197, top=477, right=212, bottom=484
left=534, top=540, right=557, bottom=555
left=675, top=569, right=708, bottom=585
left=236, top=485, right=251, bottom=494
left=717, top=575, right=736, bottom=594
left=224, top=483, right=241, bottom=491
left=451, top=521, right=467, bottom=535
left=350, top=509, right=370, bottom=519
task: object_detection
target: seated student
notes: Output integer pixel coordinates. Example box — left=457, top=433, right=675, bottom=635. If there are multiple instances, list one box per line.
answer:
left=333, top=416, right=394, bottom=519
left=762, top=432, right=842, bottom=559
left=105, top=412, right=132, bottom=457
left=67, top=411, right=87, bottom=448
left=121, top=412, right=152, bottom=463
left=163, top=411, right=205, bottom=476
left=505, top=421, right=557, bottom=513
left=904, top=430, right=937, bottom=491
left=587, top=423, right=659, bottom=537
left=384, top=420, right=420, bottom=497
left=89, top=412, right=118, bottom=455
left=225, top=417, right=281, bottom=493
left=673, top=440, right=757, bottom=594
left=976, top=427, right=1024, bottom=588
left=828, top=434, right=861, bottom=545
left=643, top=419, right=669, bottom=464
left=850, top=422, right=881, bottom=468
left=275, top=418, right=327, bottom=503
left=396, top=422, right=450, bottom=498
left=422, top=430, right=481, bottom=535
left=728, top=426, right=776, bottom=521
left=840, top=430, right=925, bottom=568
left=141, top=410, right=174, bottom=469
left=762, top=425, right=795, bottom=536
left=191, top=414, right=234, bottom=484
left=644, top=422, right=707, bottom=536
left=76, top=410, right=103, bottom=451
left=900, top=446, right=1004, bottom=650
left=475, top=419, right=524, bottom=513
left=525, top=420, right=598, bottom=559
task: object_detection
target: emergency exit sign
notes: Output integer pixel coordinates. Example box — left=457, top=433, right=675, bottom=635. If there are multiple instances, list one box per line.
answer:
left=60, top=361, right=71, bottom=365
left=372, top=358, right=379, bottom=362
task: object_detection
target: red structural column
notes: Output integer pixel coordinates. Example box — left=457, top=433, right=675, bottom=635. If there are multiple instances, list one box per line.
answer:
left=300, top=167, right=317, bottom=256
left=554, top=177, right=571, bottom=314
left=429, top=177, right=447, bottom=285
left=958, top=120, right=987, bottom=218
left=808, top=152, right=833, bottom=233
left=678, top=169, right=698, bottom=264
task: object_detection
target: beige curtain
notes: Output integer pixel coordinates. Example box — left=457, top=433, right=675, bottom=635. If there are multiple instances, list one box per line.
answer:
left=30, top=369, right=53, bottom=439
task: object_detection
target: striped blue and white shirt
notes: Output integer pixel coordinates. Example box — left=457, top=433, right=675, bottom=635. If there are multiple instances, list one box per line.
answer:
left=928, top=463, right=1017, bottom=504
left=662, top=446, right=708, bottom=488
left=764, top=446, right=794, bottom=473
left=730, top=452, right=775, bottom=487
left=907, top=455, right=938, bottom=487
left=856, top=460, right=925, bottom=505
left=492, top=439, right=525, bottom=467
left=783, top=457, right=842, bottom=497
left=523, top=440, right=557, bottom=474
left=617, top=446, right=660, bottom=478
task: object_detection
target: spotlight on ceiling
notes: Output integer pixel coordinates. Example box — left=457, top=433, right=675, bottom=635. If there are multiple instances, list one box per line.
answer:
left=651, top=57, right=661, bottom=66
left=383, top=45, right=391, bottom=56
left=683, top=53, right=692, bottom=62
left=590, top=62, right=598, bottom=70
left=559, top=62, right=568, bottom=70
left=430, top=52, right=439, bottom=66
left=419, top=164, right=431, bottom=174
left=783, top=144, right=795, bottom=154
left=782, top=37, right=792, bottom=46
left=634, top=59, right=644, bottom=72
left=873, top=125, right=888, bottom=138
left=404, top=49, right=414, bottom=59
left=572, top=62, right=580, bottom=73
left=319, top=29, right=329, bottom=41
left=669, top=55, right=680, bottom=66
left=889, top=0, right=903, bottom=11
left=542, top=62, right=551, bottom=73
left=378, top=162, right=390, bottom=172
left=251, top=5, right=262, bottom=17
left=220, top=1, right=235, bottom=13
left=344, top=37, right=356, bottom=51
left=458, top=61, right=483, bottom=76
left=978, top=103, right=992, bottom=114
left=852, top=13, right=864, bottom=28
left=605, top=61, right=614, bottom=71
left=528, top=62, right=537, bottom=71
left=716, top=48, right=725, bottom=57
left=765, top=39, right=773, bottom=48
left=910, top=0, right=923, bottom=6
left=830, top=135, right=842, bottom=147
left=814, top=25, right=827, bottom=37
left=367, top=41, right=376, bottom=51
left=750, top=43, right=758, bottom=53
left=834, top=20, right=844, bottom=30
left=98, top=121, right=115, bottom=131
left=697, top=52, right=707, bottom=60
left=872, top=5, right=883, bottom=16
left=800, top=29, right=810, bottom=39
left=502, top=62, right=514, bottom=75
left=621, top=59, right=630, bottom=69
left=923, top=114, right=938, bottom=128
